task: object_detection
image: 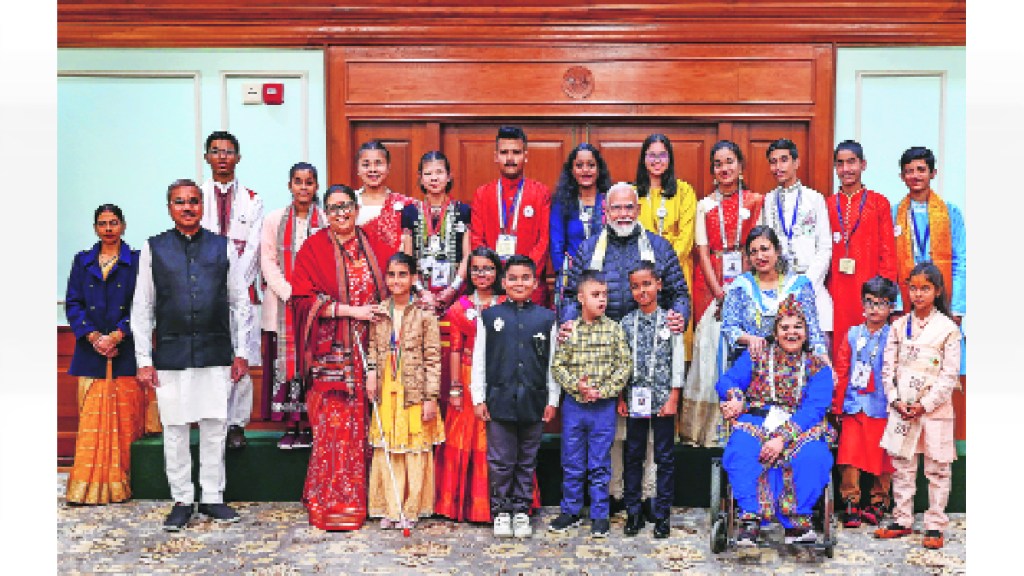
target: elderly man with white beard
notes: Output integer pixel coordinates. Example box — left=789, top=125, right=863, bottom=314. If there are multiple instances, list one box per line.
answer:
left=557, top=181, right=691, bottom=529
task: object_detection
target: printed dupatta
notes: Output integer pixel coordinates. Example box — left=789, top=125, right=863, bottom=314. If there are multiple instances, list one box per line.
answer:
left=276, top=204, right=325, bottom=382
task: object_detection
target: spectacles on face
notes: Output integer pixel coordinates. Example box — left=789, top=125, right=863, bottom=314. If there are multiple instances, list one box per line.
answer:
left=862, top=298, right=891, bottom=310
left=208, top=148, right=237, bottom=158
left=645, top=151, right=669, bottom=162
left=326, top=201, right=357, bottom=215
left=170, top=198, right=201, bottom=206
left=471, top=265, right=496, bottom=275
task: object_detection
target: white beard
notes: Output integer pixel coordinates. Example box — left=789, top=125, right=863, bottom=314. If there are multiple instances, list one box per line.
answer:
left=610, top=220, right=637, bottom=237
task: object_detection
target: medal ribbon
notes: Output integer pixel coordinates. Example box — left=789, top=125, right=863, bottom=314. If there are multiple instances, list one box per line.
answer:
left=421, top=198, right=450, bottom=253
left=647, top=192, right=667, bottom=234
left=716, top=188, right=745, bottom=251
left=835, top=188, right=869, bottom=254
left=775, top=184, right=802, bottom=247
left=632, top=308, right=662, bottom=383
left=389, top=299, right=402, bottom=377
left=909, top=205, right=931, bottom=260
left=497, top=178, right=525, bottom=235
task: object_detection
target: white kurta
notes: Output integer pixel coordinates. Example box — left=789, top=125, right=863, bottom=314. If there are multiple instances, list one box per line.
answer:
left=131, top=233, right=252, bottom=426
left=760, top=182, right=834, bottom=331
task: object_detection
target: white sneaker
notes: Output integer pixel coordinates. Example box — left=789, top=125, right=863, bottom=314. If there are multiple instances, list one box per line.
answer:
left=493, top=513, right=513, bottom=537
left=512, top=512, right=532, bottom=538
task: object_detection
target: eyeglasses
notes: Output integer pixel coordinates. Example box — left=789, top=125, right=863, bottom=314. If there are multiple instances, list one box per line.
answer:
left=862, top=298, right=891, bottom=310
left=471, top=265, right=496, bottom=275
left=326, top=201, right=357, bottom=215
left=170, top=198, right=201, bottom=206
left=208, top=148, right=237, bottom=158
left=645, top=152, right=670, bottom=161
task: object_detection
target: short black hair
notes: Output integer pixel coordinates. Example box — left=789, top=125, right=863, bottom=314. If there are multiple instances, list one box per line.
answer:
left=166, top=178, right=201, bottom=202
left=861, top=275, right=898, bottom=303
left=496, top=125, right=527, bottom=146
left=205, top=130, right=239, bottom=154
left=358, top=140, right=391, bottom=163
left=899, top=146, right=936, bottom=172
left=834, top=139, right=864, bottom=161
left=504, top=254, right=535, bottom=275
left=628, top=261, right=660, bottom=281
left=387, top=252, right=418, bottom=275
left=578, top=270, right=608, bottom=289
left=767, top=138, right=799, bottom=161
left=323, top=184, right=357, bottom=206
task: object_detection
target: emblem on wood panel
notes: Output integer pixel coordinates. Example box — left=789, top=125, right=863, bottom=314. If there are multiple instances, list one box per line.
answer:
left=562, top=66, right=595, bottom=99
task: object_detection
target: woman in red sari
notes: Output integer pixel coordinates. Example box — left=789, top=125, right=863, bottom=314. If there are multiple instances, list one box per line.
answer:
left=292, top=184, right=387, bottom=531
left=355, top=140, right=413, bottom=265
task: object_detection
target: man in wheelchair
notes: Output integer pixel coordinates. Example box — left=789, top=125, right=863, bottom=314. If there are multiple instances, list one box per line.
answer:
left=716, top=294, right=835, bottom=546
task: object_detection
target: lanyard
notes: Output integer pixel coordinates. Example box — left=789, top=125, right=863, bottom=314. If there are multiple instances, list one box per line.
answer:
left=632, top=309, right=662, bottom=383
left=389, top=300, right=403, bottom=376
left=497, top=179, right=525, bottom=235
left=716, top=188, right=745, bottom=251
left=767, top=346, right=806, bottom=404
left=421, top=199, right=450, bottom=250
left=908, top=203, right=931, bottom=259
left=579, top=200, right=594, bottom=240
left=859, top=325, right=882, bottom=365
left=906, top=309, right=934, bottom=339
left=835, top=188, right=868, bottom=252
left=647, top=192, right=667, bottom=234
left=775, top=184, right=802, bottom=247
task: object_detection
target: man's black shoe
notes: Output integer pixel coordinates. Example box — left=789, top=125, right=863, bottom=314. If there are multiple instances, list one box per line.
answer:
left=609, top=496, right=626, bottom=515
left=653, top=517, right=671, bottom=539
left=624, top=513, right=646, bottom=536
left=198, top=503, right=240, bottom=523
left=163, top=503, right=194, bottom=532
left=226, top=425, right=247, bottom=449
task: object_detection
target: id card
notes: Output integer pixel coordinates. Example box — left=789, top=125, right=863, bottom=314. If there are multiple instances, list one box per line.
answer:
left=419, top=256, right=435, bottom=275
left=430, top=261, right=452, bottom=288
left=630, top=387, right=652, bottom=418
left=722, top=251, right=743, bottom=283
left=851, top=362, right=871, bottom=390
left=429, top=235, right=442, bottom=252
left=838, top=257, right=856, bottom=275
left=762, top=405, right=791, bottom=433
left=496, top=234, right=517, bottom=258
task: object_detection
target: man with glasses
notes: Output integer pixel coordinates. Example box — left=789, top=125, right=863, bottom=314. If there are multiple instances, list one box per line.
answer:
left=132, top=179, right=253, bottom=531
left=199, top=130, right=264, bottom=449
left=470, top=125, right=552, bottom=305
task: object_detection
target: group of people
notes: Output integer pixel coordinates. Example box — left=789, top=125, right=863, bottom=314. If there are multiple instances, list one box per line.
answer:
left=64, top=125, right=964, bottom=551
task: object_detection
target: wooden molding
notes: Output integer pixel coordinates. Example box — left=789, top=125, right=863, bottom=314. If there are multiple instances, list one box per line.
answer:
left=58, top=1, right=965, bottom=47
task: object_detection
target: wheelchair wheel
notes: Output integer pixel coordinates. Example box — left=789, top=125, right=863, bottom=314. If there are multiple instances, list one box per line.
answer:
left=710, top=518, right=728, bottom=554
left=825, top=543, right=834, bottom=558
left=709, top=457, right=722, bottom=525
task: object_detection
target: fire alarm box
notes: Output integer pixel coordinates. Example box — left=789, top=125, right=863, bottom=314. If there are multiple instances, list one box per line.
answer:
left=262, top=83, right=284, bottom=105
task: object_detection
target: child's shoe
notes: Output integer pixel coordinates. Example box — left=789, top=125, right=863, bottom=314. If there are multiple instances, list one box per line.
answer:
left=493, top=513, right=513, bottom=537
left=590, top=518, right=610, bottom=538
left=736, top=518, right=760, bottom=547
left=842, top=499, right=862, bottom=528
left=547, top=513, right=583, bottom=533
left=784, top=527, right=818, bottom=544
left=874, top=522, right=913, bottom=539
left=512, top=512, right=532, bottom=538
left=860, top=503, right=884, bottom=526
left=922, top=529, right=945, bottom=549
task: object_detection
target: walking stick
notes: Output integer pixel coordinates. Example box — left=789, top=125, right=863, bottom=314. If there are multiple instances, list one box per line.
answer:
left=371, top=395, right=412, bottom=537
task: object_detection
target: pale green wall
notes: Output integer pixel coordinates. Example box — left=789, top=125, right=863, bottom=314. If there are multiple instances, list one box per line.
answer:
left=57, top=49, right=327, bottom=324
left=835, top=47, right=966, bottom=213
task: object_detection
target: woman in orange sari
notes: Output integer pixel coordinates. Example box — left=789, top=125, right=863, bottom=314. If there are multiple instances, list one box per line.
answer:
left=64, top=204, right=144, bottom=504
left=292, top=185, right=387, bottom=530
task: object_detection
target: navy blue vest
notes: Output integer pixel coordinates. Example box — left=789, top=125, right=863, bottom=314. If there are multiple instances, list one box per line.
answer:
left=481, top=300, right=556, bottom=423
left=149, top=228, right=233, bottom=370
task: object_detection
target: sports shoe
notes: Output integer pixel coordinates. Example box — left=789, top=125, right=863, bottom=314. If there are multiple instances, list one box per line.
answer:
left=163, top=503, right=194, bottom=532
left=226, top=425, right=247, bottom=449
left=493, top=513, right=513, bottom=537
left=736, top=520, right=760, bottom=547
left=512, top=512, right=532, bottom=538
left=197, top=503, right=240, bottom=524
left=624, top=513, right=646, bottom=536
left=784, top=527, right=818, bottom=544
left=842, top=499, right=862, bottom=528
left=922, top=529, right=944, bottom=549
left=860, top=503, right=884, bottom=526
left=547, top=513, right=583, bottom=533
left=874, top=522, right=913, bottom=539
left=277, top=430, right=297, bottom=450
left=293, top=429, right=313, bottom=449
left=653, top=517, right=671, bottom=539
left=590, top=518, right=610, bottom=538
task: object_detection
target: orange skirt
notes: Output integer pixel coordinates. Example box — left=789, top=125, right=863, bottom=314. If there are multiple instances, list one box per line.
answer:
left=66, top=374, right=145, bottom=504
left=434, top=364, right=541, bottom=522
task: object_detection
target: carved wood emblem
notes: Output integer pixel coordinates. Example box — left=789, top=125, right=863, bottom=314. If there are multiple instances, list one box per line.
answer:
left=562, top=66, right=594, bottom=99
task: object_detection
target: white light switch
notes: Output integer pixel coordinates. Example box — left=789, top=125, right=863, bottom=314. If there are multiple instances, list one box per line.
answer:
left=242, top=83, right=262, bottom=105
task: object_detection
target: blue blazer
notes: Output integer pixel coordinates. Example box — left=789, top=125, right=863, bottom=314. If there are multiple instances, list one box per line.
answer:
left=549, top=192, right=605, bottom=281
left=65, top=241, right=140, bottom=378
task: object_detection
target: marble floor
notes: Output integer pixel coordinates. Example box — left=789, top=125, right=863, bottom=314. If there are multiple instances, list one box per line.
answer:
left=57, top=473, right=966, bottom=575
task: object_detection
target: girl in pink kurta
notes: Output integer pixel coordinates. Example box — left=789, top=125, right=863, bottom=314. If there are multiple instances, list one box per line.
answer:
left=875, top=262, right=961, bottom=550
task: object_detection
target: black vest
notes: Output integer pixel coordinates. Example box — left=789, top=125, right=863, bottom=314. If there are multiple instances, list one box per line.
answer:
left=149, top=228, right=233, bottom=370
left=481, top=300, right=556, bottom=423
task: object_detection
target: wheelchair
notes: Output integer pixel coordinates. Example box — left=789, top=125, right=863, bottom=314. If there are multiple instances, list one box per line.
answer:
left=708, top=453, right=837, bottom=558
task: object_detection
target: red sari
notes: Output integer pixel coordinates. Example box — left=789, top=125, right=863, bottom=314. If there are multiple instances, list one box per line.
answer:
left=435, top=294, right=541, bottom=522
left=292, top=227, right=386, bottom=531
left=359, top=190, right=411, bottom=268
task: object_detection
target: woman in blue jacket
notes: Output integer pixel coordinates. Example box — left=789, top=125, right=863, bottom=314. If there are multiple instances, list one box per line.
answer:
left=550, top=143, right=611, bottom=307
left=64, top=204, right=143, bottom=504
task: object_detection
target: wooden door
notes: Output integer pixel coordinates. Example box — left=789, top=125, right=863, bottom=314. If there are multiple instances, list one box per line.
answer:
left=730, top=122, right=812, bottom=196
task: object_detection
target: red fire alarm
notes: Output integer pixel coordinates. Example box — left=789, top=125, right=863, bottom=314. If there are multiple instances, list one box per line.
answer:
left=262, top=83, right=284, bottom=105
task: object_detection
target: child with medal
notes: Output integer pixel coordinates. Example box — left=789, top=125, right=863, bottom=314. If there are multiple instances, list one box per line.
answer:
left=618, top=262, right=685, bottom=538
left=401, top=150, right=471, bottom=315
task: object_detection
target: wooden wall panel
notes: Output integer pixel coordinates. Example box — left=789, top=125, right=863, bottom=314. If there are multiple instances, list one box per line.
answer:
left=58, top=1, right=966, bottom=47
left=733, top=123, right=812, bottom=196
